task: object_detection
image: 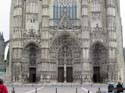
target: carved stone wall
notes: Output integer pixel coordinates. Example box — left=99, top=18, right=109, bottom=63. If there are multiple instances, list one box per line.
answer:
left=9, top=0, right=125, bottom=83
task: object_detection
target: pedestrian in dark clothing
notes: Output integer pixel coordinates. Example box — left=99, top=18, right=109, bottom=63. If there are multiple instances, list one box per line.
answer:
left=0, top=79, right=8, bottom=93
left=108, top=84, right=114, bottom=93
left=116, top=82, right=123, bottom=93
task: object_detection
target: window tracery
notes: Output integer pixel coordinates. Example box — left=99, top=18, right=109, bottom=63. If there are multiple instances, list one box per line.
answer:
left=53, top=0, right=77, bottom=20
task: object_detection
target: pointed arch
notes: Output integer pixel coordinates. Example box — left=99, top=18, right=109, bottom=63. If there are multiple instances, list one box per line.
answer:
left=22, top=43, right=41, bottom=82
left=49, top=32, right=82, bottom=82
left=90, top=42, right=108, bottom=83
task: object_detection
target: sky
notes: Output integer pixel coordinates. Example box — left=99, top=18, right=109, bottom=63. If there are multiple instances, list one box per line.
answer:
left=0, top=0, right=125, bottom=47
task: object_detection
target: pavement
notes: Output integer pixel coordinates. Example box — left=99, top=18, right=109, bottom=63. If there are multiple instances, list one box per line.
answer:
left=6, top=83, right=113, bottom=93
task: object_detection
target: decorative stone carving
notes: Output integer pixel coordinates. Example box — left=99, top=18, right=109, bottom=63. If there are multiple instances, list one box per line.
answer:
left=9, top=0, right=124, bottom=83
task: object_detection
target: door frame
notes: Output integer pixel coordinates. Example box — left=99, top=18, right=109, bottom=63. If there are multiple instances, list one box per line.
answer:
left=58, top=67, right=64, bottom=82
left=29, top=67, right=37, bottom=83
left=93, top=66, right=101, bottom=83
left=66, top=67, right=73, bottom=82
left=57, top=66, right=73, bottom=83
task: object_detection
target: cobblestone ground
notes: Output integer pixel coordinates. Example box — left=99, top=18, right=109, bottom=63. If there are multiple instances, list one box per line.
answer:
left=6, top=83, right=123, bottom=93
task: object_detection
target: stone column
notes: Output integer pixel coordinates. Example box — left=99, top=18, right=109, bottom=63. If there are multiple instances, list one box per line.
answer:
left=10, top=0, right=24, bottom=83
left=81, top=0, right=91, bottom=83
left=115, top=0, right=125, bottom=83
left=40, top=0, right=50, bottom=83
left=106, top=0, right=117, bottom=82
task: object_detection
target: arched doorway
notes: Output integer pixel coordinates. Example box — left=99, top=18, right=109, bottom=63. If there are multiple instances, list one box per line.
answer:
left=29, top=45, right=37, bottom=82
left=23, top=43, right=40, bottom=83
left=58, top=45, right=73, bottom=82
left=91, top=42, right=108, bottom=83
left=50, top=33, right=82, bottom=83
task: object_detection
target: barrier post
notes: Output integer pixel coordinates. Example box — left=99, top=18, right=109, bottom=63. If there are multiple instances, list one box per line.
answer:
left=56, top=88, right=57, bottom=93
left=76, top=88, right=77, bottom=93
left=35, top=88, right=37, bottom=93
left=88, top=90, right=90, bottom=93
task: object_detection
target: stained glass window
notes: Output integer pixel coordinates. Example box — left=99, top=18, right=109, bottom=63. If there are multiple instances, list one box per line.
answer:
left=53, top=0, right=77, bottom=20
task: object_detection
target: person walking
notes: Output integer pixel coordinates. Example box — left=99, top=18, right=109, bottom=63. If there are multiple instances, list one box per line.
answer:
left=108, top=84, right=114, bottom=93
left=116, top=82, right=123, bottom=93
left=96, top=88, right=102, bottom=93
left=0, top=79, right=8, bottom=93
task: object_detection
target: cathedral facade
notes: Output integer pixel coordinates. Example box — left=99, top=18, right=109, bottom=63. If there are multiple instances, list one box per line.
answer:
left=9, top=0, right=125, bottom=83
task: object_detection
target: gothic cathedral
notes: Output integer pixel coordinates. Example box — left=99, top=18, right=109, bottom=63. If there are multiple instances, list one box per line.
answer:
left=9, top=0, right=125, bottom=83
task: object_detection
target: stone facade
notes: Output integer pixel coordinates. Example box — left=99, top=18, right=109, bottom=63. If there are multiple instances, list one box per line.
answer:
left=9, top=0, right=124, bottom=83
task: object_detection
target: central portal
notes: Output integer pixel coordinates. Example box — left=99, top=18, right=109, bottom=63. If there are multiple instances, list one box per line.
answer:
left=58, top=67, right=73, bottom=82
left=57, top=36, right=73, bottom=83
left=50, top=33, right=82, bottom=83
